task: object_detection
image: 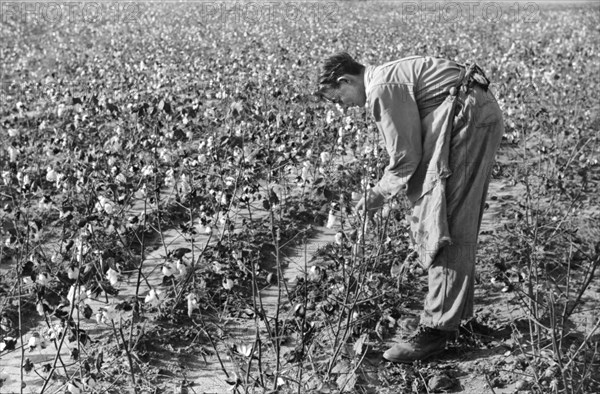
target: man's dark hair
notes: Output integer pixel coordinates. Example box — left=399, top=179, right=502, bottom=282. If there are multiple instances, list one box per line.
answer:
left=318, top=52, right=365, bottom=88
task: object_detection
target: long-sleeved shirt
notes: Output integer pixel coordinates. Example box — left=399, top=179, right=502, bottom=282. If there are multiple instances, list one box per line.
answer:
left=364, top=56, right=464, bottom=203
left=364, top=56, right=469, bottom=268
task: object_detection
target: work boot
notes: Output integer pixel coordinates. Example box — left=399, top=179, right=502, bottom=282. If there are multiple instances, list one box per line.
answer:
left=383, top=326, right=456, bottom=363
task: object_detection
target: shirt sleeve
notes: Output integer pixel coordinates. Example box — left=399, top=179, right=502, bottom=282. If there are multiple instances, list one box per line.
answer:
left=369, top=83, right=422, bottom=200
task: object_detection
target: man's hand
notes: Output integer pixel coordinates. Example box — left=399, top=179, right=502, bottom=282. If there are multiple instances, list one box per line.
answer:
left=354, top=189, right=385, bottom=221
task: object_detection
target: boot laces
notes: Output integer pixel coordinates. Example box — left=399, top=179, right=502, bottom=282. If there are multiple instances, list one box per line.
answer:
left=408, top=326, right=447, bottom=344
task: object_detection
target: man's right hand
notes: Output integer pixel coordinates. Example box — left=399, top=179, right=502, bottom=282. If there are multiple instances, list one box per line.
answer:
left=354, top=189, right=385, bottom=221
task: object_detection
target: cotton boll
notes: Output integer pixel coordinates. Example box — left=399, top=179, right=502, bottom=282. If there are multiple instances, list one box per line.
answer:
left=67, top=266, right=79, bottom=280
left=46, top=167, right=57, bottom=182
left=36, top=302, right=45, bottom=316
left=2, top=171, right=11, bottom=186
left=134, top=187, right=146, bottom=199
left=212, top=261, right=224, bottom=273
left=301, top=167, right=309, bottom=183
left=334, top=232, right=344, bottom=245
left=224, top=176, right=235, bottom=187
left=28, top=333, right=39, bottom=349
left=141, top=165, right=154, bottom=177
left=67, top=284, right=86, bottom=304
left=84, top=375, right=97, bottom=389
left=22, top=173, right=30, bottom=187
left=8, top=147, right=18, bottom=162
left=102, top=308, right=117, bottom=322
left=36, top=273, right=49, bottom=286
left=144, top=289, right=163, bottom=307
left=78, top=285, right=87, bottom=302
left=97, top=196, right=114, bottom=215
left=326, top=210, right=336, bottom=229
left=326, top=110, right=334, bottom=124
left=106, top=268, right=119, bottom=286
left=176, top=260, right=188, bottom=277
left=103, top=201, right=114, bottom=214
left=186, top=293, right=198, bottom=317
left=115, top=173, right=127, bottom=184
left=222, top=278, right=234, bottom=290
left=67, top=381, right=81, bottom=394
left=49, top=324, right=64, bottom=341
left=162, top=263, right=174, bottom=277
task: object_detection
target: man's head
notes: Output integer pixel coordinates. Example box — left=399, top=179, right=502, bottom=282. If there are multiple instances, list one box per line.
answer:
left=317, top=52, right=366, bottom=108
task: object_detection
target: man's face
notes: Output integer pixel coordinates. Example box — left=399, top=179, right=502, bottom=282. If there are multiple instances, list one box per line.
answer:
left=319, top=76, right=366, bottom=108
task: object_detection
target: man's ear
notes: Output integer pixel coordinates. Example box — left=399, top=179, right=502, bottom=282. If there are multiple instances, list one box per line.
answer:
left=336, top=75, right=349, bottom=85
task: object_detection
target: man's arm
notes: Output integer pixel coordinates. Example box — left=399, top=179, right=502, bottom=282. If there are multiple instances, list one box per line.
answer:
left=369, top=83, right=422, bottom=204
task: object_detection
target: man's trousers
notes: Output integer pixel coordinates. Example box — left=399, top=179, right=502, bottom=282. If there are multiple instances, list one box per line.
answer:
left=420, top=85, right=504, bottom=330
